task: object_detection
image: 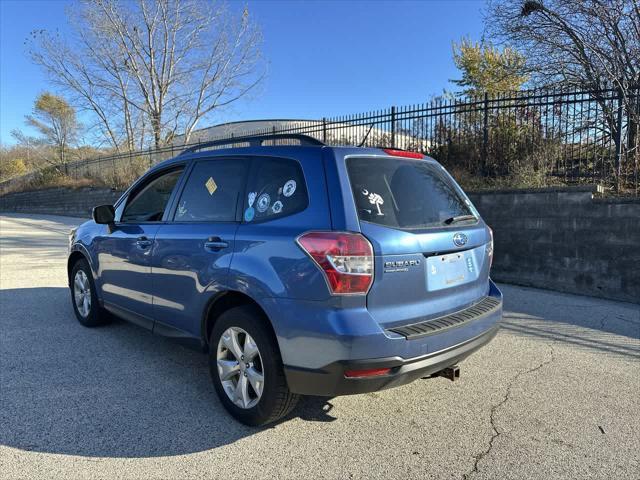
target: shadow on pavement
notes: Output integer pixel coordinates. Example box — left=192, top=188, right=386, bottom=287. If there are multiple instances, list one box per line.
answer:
left=499, top=284, right=640, bottom=358
left=1, top=283, right=636, bottom=458
left=0, top=287, right=333, bottom=458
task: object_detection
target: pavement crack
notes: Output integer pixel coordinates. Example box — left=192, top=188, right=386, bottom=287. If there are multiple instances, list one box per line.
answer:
left=599, top=314, right=608, bottom=330
left=614, top=314, right=640, bottom=327
left=549, top=303, right=610, bottom=309
left=463, top=345, right=556, bottom=480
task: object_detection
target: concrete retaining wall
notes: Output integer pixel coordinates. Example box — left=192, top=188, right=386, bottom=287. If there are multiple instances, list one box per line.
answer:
left=1, top=185, right=638, bottom=303
left=0, top=187, right=122, bottom=218
left=468, top=187, right=639, bottom=304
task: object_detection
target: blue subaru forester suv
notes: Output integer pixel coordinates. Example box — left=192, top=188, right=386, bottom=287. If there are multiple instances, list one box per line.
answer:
left=68, top=134, right=502, bottom=426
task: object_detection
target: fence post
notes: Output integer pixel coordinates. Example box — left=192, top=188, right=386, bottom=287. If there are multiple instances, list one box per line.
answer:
left=391, top=106, right=396, bottom=148
left=482, top=92, right=489, bottom=175
left=614, top=88, right=624, bottom=192
left=322, top=118, right=327, bottom=143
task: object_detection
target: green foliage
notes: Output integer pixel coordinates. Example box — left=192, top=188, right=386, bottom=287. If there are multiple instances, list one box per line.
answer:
left=452, top=39, right=528, bottom=96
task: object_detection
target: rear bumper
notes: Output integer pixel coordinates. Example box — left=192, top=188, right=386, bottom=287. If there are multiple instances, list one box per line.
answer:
left=284, top=323, right=499, bottom=396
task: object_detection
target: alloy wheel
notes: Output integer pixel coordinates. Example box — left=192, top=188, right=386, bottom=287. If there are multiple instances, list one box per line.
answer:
left=73, top=270, right=92, bottom=318
left=216, top=327, right=264, bottom=409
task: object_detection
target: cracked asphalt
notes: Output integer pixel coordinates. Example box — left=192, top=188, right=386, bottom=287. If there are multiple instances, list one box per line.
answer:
left=1, top=213, right=639, bottom=480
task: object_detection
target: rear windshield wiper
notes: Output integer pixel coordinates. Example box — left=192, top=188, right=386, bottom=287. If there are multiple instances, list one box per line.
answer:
left=444, top=215, right=477, bottom=225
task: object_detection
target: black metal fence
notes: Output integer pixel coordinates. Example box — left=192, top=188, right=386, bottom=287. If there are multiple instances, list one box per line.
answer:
left=2, top=86, right=638, bottom=195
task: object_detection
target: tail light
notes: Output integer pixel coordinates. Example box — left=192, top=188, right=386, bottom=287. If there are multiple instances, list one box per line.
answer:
left=297, top=232, right=374, bottom=295
left=486, top=227, right=494, bottom=269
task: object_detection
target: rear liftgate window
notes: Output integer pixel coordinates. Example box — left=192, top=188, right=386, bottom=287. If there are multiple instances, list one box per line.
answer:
left=347, top=156, right=474, bottom=229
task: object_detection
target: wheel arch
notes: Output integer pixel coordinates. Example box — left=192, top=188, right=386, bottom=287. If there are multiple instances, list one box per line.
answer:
left=67, top=249, right=89, bottom=286
left=202, top=291, right=278, bottom=350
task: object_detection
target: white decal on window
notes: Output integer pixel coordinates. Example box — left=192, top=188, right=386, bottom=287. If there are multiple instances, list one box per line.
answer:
left=248, top=192, right=256, bottom=208
left=177, top=200, right=187, bottom=217
left=271, top=200, right=283, bottom=214
left=283, top=179, right=297, bottom=197
left=257, top=193, right=271, bottom=212
left=361, top=189, right=384, bottom=215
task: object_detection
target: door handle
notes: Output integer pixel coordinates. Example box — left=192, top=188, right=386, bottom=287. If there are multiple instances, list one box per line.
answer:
left=136, top=236, right=153, bottom=248
left=204, top=237, right=229, bottom=251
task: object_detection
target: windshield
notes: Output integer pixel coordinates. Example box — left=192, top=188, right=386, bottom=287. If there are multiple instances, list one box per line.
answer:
left=346, top=156, right=476, bottom=230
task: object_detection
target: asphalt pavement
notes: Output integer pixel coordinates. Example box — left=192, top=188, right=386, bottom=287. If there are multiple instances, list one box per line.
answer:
left=0, top=213, right=638, bottom=479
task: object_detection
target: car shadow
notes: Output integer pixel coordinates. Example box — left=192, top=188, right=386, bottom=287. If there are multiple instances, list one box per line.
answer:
left=0, top=287, right=333, bottom=458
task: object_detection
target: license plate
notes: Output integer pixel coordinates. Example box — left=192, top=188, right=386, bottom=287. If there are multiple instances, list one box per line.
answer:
left=426, top=251, right=475, bottom=291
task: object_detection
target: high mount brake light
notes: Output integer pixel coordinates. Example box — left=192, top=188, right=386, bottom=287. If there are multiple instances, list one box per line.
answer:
left=382, top=148, right=424, bottom=159
left=297, top=232, right=374, bottom=295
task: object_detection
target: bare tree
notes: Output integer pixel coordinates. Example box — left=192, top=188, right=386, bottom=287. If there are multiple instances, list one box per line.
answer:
left=486, top=0, right=640, bottom=188
left=30, top=0, right=263, bottom=151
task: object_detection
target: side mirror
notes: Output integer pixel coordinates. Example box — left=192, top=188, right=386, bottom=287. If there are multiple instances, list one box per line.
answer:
left=92, top=204, right=115, bottom=225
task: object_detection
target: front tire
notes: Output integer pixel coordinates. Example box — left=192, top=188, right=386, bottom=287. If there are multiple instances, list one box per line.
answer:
left=70, top=259, right=110, bottom=327
left=209, top=305, right=299, bottom=426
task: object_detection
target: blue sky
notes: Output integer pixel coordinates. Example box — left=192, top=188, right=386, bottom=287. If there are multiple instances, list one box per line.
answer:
left=0, top=0, right=485, bottom=145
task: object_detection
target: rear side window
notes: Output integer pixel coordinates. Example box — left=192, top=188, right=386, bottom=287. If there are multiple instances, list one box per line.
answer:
left=346, top=157, right=475, bottom=229
left=242, top=157, right=308, bottom=223
left=174, top=158, right=248, bottom=222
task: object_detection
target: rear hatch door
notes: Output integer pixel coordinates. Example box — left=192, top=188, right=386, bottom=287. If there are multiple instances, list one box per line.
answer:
left=345, top=155, right=492, bottom=329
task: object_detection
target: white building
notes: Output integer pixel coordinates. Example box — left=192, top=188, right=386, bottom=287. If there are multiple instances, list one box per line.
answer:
left=173, top=119, right=427, bottom=150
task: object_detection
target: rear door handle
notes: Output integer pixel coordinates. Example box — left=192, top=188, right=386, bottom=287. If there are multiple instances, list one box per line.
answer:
left=136, top=236, right=153, bottom=248
left=204, top=237, right=229, bottom=251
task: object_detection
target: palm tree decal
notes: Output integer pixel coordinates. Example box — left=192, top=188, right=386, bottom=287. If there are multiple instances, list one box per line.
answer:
left=362, top=189, right=384, bottom=216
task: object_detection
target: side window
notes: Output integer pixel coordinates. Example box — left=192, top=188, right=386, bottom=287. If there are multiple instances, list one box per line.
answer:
left=174, top=158, right=248, bottom=222
left=242, top=157, right=308, bottom=223
left=121, top=168, right=184, bottom=223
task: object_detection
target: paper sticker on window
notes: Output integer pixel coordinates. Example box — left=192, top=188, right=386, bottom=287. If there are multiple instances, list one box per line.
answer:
left=244, top=207, right=255, bottom=222
left=272, top=200, right=283, bottom=214
left=257, top=193, right=270, bottom=212
left=248, top=191, right=256, bottom=207
left=283, top=179, right=296, bottom=197
left=205, top=177, right=218, bottom=195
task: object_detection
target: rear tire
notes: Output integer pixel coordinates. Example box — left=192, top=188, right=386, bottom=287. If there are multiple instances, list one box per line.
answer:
left=209, top=305, right=299, bottom=426
left=70, top=259, right=110, bottom=327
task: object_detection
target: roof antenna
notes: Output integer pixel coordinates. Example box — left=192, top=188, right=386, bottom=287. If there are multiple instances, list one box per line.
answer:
left=358, top=122, right=375, bottom=147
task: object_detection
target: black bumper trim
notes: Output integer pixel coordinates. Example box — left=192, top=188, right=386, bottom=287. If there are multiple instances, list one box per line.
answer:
left=387, top=296, right=502, bottom=340
left=284, top=323, right=500, bottom=396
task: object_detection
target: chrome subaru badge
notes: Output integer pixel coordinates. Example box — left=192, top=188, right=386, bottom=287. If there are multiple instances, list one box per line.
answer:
left=453, top=232, right=468, bottom=247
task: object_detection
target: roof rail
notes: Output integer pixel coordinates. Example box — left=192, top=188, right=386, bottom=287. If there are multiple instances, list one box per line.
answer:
left=178, top=133, right=325, bottom=156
